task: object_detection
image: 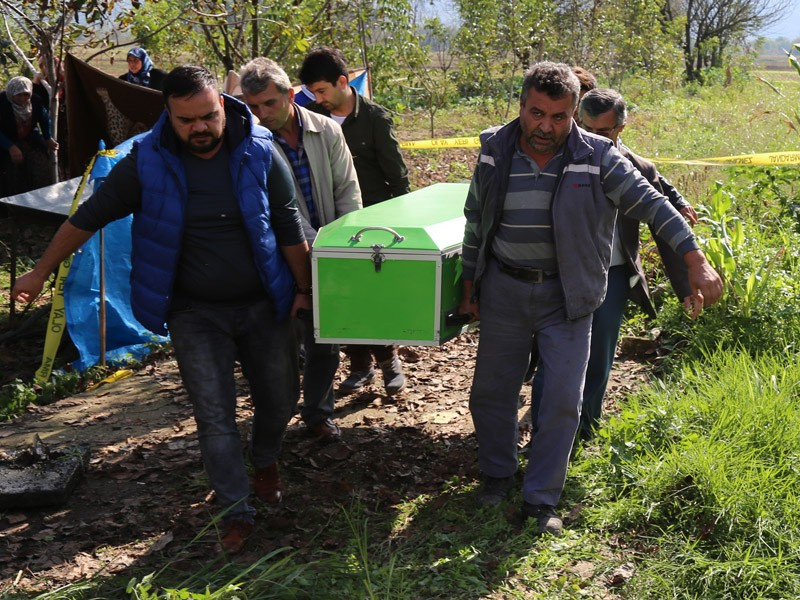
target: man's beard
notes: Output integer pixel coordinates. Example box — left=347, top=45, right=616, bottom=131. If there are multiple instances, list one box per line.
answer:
left=185, top=132, right=223, bottom=154
left=524, top=128, right=561, bottom=154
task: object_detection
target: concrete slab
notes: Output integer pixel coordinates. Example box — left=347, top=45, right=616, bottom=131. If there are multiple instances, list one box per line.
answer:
left=0, top=444, right=90, bottom=510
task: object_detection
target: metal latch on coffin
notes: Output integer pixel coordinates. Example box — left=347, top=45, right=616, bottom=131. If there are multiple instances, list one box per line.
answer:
left=371, top=244, right=385, bottom=272
left=349, top=226, right=406, bottom=273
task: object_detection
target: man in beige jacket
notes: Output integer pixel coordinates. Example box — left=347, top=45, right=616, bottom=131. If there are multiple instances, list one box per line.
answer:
left=240, top=57, right=362, bottom=442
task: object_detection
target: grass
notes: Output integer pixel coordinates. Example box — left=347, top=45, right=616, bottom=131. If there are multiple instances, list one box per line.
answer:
left=577, top=350, right=800, bottom=598
left=619, top=72, right=799, bottom=203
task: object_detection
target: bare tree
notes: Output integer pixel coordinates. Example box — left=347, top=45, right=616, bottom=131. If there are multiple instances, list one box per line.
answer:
left=663, top=0, right=791, bottom=81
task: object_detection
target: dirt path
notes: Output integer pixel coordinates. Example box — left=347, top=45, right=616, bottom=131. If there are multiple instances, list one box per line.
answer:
left=0, top=333, right=651, bottom=595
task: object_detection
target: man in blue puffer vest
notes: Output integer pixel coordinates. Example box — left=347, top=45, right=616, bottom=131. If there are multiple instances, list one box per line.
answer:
left=11, top=66, right=311, bottom=554
left=458, top=62, right=723, bottom=537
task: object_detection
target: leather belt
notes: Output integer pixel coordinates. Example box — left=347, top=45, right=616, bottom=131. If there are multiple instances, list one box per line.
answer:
left=497, top=260, right=558, bottom=283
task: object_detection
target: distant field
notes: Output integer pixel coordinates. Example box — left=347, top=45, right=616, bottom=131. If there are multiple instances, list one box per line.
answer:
left=757, top=55, right=795, bottom=71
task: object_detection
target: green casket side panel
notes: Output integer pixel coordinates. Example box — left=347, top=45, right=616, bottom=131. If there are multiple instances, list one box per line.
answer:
left=316, top=255, right=437, bottom=342
left=313, top=182, right=470, bottom=345
left=313, top=182, right=469, bottom=252
left=438, top=253, right=464, bottom=342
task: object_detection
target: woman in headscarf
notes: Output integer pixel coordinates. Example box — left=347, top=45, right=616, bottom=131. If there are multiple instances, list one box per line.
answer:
left=0, top=76, right=58, bottom=195
left=119, top=47, right=167, bottom=91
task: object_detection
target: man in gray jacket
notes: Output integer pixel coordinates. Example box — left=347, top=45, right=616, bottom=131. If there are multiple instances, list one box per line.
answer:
left=240, top=58, right=362, bottom=442
left=459, top=62, right=722, bottom=536
left=531, top=87, right=699, bottom=441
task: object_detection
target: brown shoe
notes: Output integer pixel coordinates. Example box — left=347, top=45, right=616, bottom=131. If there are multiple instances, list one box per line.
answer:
left=253, top=463, right=283, bottom=503
left=219, top=519, right=254, bottom=554
left=306, top=418, right=341, bottom=441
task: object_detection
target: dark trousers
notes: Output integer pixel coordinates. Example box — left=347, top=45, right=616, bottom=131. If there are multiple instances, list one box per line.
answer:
left=343, top=344, right=396, bottom=371
left=297, top=314, right=340, bottom=425
left=168, top=298, right=299, bottom=522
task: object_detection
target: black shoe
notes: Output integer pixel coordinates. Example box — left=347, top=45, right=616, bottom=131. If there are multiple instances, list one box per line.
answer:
left=522, top=502, right=562, bottom=536
left=306, top=418, right=341, bottom=441
left=477, top=475, right=514, bottom=507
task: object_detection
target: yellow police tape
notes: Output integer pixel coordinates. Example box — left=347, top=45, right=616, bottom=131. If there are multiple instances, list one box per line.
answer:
left=649, top=151, right=800, bottom=166
left=86, top=368, right=134, bottom=391
left=399, top=137, right=800, bottom=166
left=400, top=136, right=481, bottom=149
left=35, top=150, right=118, bottom=383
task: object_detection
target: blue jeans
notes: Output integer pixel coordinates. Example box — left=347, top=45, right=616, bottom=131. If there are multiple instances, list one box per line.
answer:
left=168, top=298, right=299, bottom=523
left=469, top=260, right=592, bottom=507
left=532, top=264, right=629, bottom=439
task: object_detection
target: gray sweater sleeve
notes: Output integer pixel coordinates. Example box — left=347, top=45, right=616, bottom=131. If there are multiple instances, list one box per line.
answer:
left=69, top=151, right=142, bottom=232
left=461, top=163, right=483, bottom=281
left=601, top=146, right=698, bottom=257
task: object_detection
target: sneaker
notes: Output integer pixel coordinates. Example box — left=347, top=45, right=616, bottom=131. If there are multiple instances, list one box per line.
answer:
left=522, top=502, right=563, bottom=536
left=339, top=369, right=376, bottom=394
left=477, top=475, right=514, bottom=507
left=379, top=356, right=406, bottom=395
left=253, top=463, right=283, bottom=503
left=219, top=519, right=254, bottom=554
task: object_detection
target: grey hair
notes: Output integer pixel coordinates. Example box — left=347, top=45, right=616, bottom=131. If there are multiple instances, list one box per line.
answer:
left=520, top=62, right=580, bottom=107
left=579, top=88, right=627, bottom=126
left=239, top=57, right=292, bottom=96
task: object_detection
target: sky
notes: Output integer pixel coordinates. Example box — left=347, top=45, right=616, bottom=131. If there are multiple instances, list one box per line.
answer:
left=760, top=0, right=800, bottom=39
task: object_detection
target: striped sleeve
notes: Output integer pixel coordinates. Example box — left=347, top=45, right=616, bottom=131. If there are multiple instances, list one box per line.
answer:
left=600, top=146, right=698, bottom=256
left=461, top=163, right=483, bottom=280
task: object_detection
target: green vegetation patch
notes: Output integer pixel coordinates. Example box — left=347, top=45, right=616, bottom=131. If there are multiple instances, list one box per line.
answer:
left=577, top=350, right=800, bottom=598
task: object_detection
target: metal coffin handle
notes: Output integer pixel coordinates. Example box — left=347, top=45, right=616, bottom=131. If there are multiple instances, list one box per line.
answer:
left=349, top=226, right=405, bottom=244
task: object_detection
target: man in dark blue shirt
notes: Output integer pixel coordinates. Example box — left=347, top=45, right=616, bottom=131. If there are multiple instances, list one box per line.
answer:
left=11, top=66, right=310, bottom=555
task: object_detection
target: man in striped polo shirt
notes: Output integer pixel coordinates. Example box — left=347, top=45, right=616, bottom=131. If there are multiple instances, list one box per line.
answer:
left=459, top=62, right=722, bottom=536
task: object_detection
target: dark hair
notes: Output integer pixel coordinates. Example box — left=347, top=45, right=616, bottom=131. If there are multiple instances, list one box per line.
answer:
left=520, top=62, right=580, bottom=108
left=579, top=88, right=627, bottom=126
left=298, top=47, right=347, bottom=86
left=162, top=66, right=218, bottom=107
left=571, top=66, right=597, bottom=96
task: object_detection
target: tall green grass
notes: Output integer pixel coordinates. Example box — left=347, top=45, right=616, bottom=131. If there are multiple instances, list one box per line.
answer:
left=577, top=350, right=800, bottom=597
left=646, top=165, right=800, bottom=368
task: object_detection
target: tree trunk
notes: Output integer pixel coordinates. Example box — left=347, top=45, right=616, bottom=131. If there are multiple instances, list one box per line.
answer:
left=251, top=0, right=259, bottom=58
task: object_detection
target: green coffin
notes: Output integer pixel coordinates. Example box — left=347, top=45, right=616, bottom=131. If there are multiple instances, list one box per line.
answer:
left=312, top=182, right=470, bottom=345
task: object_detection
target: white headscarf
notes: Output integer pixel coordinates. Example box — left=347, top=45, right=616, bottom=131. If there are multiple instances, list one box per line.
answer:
left=5, top=76, right=33, bottom=122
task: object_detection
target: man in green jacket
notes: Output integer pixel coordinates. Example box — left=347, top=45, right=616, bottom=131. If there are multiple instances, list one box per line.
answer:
left=299, top=47, right=411, bottom=396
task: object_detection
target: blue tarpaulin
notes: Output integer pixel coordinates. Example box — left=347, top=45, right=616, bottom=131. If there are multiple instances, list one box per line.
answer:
left=64, top=135, right=167, bottom=371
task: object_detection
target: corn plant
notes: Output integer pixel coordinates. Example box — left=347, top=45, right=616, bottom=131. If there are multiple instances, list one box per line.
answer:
left=696, top=182, right=783, bottom=319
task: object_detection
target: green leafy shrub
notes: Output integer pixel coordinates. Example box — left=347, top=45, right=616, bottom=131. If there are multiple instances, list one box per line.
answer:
left=653, top=168, right=800, bottom=366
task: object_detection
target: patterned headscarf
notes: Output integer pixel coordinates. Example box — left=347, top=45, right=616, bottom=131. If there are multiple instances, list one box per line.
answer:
left=5, top=76, right=33, bottom=122
left=125, top=47, right=154, bottom=87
